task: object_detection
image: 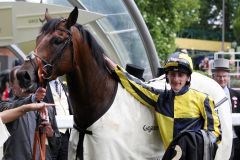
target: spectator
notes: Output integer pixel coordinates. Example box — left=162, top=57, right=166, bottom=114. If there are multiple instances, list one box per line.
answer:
left=0, top=66, right=53, bottom=159
left=1, top=82, right=10, bottom=101
left=0, top=102, right=52, bottom=147
left=0, top=72, right=10, bottom=101
left=212, top=58, right=240, bottom=160
left=199, top=57, right=210, bottom=72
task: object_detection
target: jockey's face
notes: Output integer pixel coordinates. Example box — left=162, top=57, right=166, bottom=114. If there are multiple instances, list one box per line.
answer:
left=212, top=70, right=230, bottom=88
left=167, top=71, right=189, bottom=92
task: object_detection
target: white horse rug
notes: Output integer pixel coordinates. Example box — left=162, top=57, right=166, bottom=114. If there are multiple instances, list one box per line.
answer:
left=68, top=83, right=164, bottom=160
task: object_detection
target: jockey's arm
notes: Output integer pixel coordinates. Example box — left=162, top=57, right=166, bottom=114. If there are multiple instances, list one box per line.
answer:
left=113, top=65, right=161, bottom=109
left=201, top=96, right=221, bottom=143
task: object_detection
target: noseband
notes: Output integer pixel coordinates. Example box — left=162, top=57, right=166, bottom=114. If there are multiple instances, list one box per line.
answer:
left=26, top=24, right=72, bottom=81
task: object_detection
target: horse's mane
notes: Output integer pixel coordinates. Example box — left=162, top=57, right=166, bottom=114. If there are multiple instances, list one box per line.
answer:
left=75, top=24, right=106, bottom=70
left=40, top=18, right=107, bottom=72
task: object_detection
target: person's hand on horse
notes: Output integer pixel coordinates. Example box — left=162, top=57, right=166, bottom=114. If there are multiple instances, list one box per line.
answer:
left=40, top=120, right=54, bottom=137
left=34, top=87, right=47, bottom=102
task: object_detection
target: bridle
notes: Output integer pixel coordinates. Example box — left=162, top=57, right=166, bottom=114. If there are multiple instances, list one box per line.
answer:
left=26, top=20, right=73, bottom=81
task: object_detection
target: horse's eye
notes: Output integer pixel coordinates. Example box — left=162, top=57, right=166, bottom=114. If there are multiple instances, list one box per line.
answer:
left=53, top=37, right=63, bottom=45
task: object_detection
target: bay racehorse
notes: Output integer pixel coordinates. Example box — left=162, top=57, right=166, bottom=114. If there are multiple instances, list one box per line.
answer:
left=16, top=7, right=163, bottom=160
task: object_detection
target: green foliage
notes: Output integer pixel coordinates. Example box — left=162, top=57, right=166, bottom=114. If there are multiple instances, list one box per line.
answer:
left=135, top=0, right=240, bottom=60
left=135, top=0, right=200, bottom=61
left=233, top=6, right=240, bottom=44
left=189, top=0, right=240, bottom=42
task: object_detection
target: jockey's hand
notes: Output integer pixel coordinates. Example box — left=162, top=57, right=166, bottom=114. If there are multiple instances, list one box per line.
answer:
left=40, top=121, right=54, bottom=137
left=34, top=87, right=47, bottom=102
left=104, top=55, right=117, bottom=70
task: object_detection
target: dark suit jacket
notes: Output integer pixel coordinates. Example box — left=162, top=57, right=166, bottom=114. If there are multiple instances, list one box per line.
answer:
left=229, top=88, right=240, bottom=139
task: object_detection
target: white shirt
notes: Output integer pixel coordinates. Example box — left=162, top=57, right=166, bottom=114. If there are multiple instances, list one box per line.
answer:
left=49, top=79, right=70, bottom=133
left=0, top=118, right=10, bottom=147
left=49, top=79, right=69, bottom=116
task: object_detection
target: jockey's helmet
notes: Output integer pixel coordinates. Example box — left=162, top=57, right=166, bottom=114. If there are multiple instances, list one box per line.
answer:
left=164, top=51, right=193, bottom=75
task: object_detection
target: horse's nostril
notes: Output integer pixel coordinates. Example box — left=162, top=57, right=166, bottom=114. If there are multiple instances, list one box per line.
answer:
left=17, top=70, right=32, bottom=89
left=24, top=71, right=31, bottom=81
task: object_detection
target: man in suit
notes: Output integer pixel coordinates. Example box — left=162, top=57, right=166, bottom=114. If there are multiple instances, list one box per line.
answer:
left=212, top=58, right=240, bottom=160
left=42, top=78, right=72, bottom=160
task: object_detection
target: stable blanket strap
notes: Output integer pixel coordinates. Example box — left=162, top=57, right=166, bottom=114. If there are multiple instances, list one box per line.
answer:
left=73, top=124, right=93, bottom=135
left=32, top=127, right=47, bottom=160
left=73, top=124, right=92, bottom=160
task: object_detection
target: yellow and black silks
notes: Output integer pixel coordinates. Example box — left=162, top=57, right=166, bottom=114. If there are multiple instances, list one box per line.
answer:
left=114, top=65, right=221, bottom=149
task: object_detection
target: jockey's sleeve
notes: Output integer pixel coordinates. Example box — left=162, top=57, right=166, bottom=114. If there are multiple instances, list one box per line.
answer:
left=200, top=95, right=221, bottom=142
left=114, top=65, right=160, bottom=109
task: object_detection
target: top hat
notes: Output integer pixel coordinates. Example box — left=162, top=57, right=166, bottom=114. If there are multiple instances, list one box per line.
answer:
left=157, top=67, right=165, bottom=77
left=211, top=58, right=230, bottom=72
left=126, top=64, right=145, bottom=81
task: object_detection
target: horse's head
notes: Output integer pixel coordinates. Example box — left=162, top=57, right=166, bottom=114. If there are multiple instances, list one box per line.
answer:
left=17, top=7, right=79, bottom=91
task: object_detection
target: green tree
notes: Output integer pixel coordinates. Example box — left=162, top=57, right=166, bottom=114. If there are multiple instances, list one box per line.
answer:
left=233, top=6, right=240, bottom=44
left=185, top=0, right=240, bottom=42
left=135, top=0, right=200, bottom=61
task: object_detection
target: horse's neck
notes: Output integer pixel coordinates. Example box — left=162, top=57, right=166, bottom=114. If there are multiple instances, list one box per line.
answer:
left=66, top=66, right=117, bottom=129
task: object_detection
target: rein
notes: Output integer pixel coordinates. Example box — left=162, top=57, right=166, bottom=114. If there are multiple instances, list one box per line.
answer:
left=32, top=57, right=48, bottom=160
left=31, top=24, right=73, bottom=160
left=32, top=118, right=47, bottom=160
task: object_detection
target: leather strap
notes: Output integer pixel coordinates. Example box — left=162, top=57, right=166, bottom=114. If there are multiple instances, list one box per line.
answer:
left=32, top=127, right=47, bottom=160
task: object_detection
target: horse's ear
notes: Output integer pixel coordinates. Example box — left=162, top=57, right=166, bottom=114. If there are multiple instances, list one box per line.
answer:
left=66, top=7, right=78, bottom=29
left=45, top=8, right=52, bottom=22
left=39, top=8, right=51, bottom=23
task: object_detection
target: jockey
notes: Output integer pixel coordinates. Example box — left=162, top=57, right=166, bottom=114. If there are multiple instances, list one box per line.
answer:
left=106, top=51, right=221, bottom=153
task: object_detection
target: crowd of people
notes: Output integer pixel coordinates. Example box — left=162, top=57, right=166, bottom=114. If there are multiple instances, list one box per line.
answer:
left=0, top=50, right=239, bottom=160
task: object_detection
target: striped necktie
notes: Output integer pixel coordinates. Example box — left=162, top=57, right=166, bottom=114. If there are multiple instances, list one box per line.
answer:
left=54, top=80, right=61, bottom=97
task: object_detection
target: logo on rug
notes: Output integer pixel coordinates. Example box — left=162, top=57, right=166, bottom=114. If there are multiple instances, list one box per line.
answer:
left=143, top=125, right=159, bottom=133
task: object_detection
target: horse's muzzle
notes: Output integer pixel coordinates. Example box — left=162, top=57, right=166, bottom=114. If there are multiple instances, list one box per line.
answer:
left=16, top=70, right=38, bottom=93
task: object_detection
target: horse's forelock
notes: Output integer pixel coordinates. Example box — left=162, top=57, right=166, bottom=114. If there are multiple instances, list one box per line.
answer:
left=40, top=18, right=60, bottom=34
